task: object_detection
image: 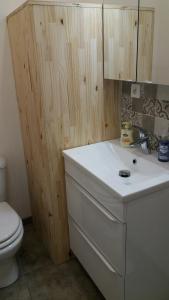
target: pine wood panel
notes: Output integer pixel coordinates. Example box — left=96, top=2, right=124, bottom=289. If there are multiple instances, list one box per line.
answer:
left=8, top=2, right=120, bottom=263
left=7, top=0, right=103, bottom=19
left=8, top=6, right=69, bottom=263
left=137, top=8, right=154, bottom=82
left=139, top=1, right=169, bottom=85
left=104, top=5, right=138, bottom=81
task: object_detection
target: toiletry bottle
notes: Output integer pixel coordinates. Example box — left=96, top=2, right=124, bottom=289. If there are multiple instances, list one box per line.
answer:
left=158, top=137, right=169, bottom=162
left=121, top=122, right=133, bottom=147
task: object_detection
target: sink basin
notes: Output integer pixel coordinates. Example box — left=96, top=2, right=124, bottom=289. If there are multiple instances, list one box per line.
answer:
left=63, top=139, right=169, bottom=199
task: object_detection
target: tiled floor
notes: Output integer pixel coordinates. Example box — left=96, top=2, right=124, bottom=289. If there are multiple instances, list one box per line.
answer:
left=0, top=224, right=104, bottom=300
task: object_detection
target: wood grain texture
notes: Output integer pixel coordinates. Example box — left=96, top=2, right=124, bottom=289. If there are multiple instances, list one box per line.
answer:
left=137, top=8, right=154, bottom=83
left=104, top=6, right=138, bottom=81
left=8, top=6, right=69, bottom=263
left=7, top=0, right=103, bottom=19
left=8, top=3, right=120, bottom=263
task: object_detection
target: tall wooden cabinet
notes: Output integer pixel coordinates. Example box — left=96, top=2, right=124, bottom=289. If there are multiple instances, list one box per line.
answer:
left=7, top=1, right=120, bottom=263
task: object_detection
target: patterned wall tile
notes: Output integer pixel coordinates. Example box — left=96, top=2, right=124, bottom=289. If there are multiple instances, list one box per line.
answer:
left=143, top=98, right=155, bottom=116
left=121, top=108, right=132, bottom=122
left=155, top=99, right=169, bottom=120
left=121, top=82, right=169, bottom=137
left=131, top=112, right=143, bottom=127
left=154, top=117, right=169, bottom=138
left=122, top=82, right=131, bottom=96
left=143, top=83, right=157, bottom=99
left=121, top=96, right=132, bottom=111
left=132, top=98, right=144, bottom=114
left=142, top=115, right=155, bottom=133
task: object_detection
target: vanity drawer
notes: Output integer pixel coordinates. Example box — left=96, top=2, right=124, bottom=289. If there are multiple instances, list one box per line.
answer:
left=66, top=175, right=126, bottom=274
left=69, top=217, right=124, bottom=300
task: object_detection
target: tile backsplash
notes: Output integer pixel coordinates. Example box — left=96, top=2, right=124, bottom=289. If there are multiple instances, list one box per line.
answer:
left=121, top=82, right=169, bottom=138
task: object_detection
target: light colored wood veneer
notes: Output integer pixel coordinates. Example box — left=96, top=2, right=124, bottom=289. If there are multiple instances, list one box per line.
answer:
left=7, top=1, right=120, bottom=263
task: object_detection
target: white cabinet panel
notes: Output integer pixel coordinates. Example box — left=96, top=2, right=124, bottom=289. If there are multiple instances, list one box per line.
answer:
left=66, top=175, right=126, bottom=274
left=69, top=217, right=124, bottom=300
left=64, top=158, right=126, bottom=222
left=125, top=188, right=169, bottom=300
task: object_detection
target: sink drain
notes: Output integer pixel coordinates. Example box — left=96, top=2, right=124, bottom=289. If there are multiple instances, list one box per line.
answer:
left=119, top=170, right=131, bottom=178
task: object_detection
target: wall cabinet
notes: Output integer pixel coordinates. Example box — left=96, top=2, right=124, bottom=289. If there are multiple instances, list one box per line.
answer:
left=137, top=6, right=154, bottom=82
left=7, top=1, right=120, bottom=264
left=138, top=0, right=169, bottom=85
left=104, top=1, right=138, bottom=81
left=104, top=0, right=154, bottom=83
left=104, top=0, right=169, bottom=86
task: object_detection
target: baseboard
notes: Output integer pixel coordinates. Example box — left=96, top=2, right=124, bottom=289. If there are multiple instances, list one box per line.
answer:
left=22, top=216, right=33, bottom=225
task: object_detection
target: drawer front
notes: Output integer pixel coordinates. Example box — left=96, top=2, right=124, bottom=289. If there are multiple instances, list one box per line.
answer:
left=64, top=158, right=125, bottom=222
left=69, top=217, right=124, bottom=300
left=66, top=175, right=126, bottom=274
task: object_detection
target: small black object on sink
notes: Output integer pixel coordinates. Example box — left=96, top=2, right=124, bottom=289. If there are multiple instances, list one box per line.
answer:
left=119, top=170, right=131, bottom=178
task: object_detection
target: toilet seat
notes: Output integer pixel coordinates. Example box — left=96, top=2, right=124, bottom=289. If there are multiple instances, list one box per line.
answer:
left=0, top=202, right=21, bottom=248
left=0, top=219, right=23, bottom=250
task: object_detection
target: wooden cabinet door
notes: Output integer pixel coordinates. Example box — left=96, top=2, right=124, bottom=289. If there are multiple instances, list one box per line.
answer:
left=104, top=1, right=138, bottom=81
left=138, top=1, right=169, bottom=85
left=137, top=6, right=154, bottom=83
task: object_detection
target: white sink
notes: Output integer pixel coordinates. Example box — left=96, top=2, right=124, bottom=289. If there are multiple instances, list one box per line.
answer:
left=63, top=139, right=169, bottom=199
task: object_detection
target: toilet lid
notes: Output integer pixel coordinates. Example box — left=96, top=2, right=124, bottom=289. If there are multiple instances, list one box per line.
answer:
left=0, top=202, right=20, bottom=244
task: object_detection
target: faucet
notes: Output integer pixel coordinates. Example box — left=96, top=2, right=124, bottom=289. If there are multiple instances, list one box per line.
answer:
left=130, top=125, right=151, bottom=154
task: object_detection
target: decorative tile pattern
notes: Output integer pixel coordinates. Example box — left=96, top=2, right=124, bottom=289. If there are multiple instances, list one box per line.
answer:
left=132, top=98, right=144, bottom=114
left=155, top=99, right=169, bottom=120
left=143, top=98, right=155, bottom=116
left=121, top=82, right=169, bottom=138
left=131, top=112, right=143, bottom=127
left=121, top=109, right=132, bottom=122
left=121, top=96, right=132, bottom=111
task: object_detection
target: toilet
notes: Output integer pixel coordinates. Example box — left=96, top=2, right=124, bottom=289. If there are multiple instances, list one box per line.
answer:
left=0, top=158, right=24, bottom=288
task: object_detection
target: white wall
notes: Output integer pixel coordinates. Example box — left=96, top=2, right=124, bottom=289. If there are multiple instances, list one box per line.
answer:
left=0, top=0, right=31, bottom=218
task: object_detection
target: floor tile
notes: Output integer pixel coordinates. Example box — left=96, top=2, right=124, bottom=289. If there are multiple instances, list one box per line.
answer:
left=0, top=276, right=31, bottom=300
left=26, top=259, right=104, bottom=300
left=19, top=225, right=51, bottom=275
left=0, top=224, right=104, bottom=300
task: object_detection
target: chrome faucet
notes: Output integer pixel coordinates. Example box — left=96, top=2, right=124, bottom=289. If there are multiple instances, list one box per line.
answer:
left=130, top=125, right=151, bottom=154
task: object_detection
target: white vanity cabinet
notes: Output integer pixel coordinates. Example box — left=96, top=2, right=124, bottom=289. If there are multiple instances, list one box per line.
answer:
left=66, top=175, right=125, bottom=300
left=63, top=141, right=169, bottom=300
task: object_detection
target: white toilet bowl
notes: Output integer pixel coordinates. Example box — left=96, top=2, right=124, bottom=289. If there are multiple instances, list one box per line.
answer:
left=0, top=202, right=24, bottom=288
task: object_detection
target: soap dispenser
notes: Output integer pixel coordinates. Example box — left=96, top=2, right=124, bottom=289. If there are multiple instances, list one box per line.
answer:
left=158, top=137, right=169, bottom=162
left=120, top=122, right=133, bottom=147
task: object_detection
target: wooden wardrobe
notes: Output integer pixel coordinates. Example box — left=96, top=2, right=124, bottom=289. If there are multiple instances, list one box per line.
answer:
left=7, top=0, right=120, bottom=264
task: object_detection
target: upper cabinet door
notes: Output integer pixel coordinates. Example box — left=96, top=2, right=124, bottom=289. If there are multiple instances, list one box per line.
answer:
left=138, top=1, right=169, bottom=85
left=104, top=0, right=139, bottom=81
